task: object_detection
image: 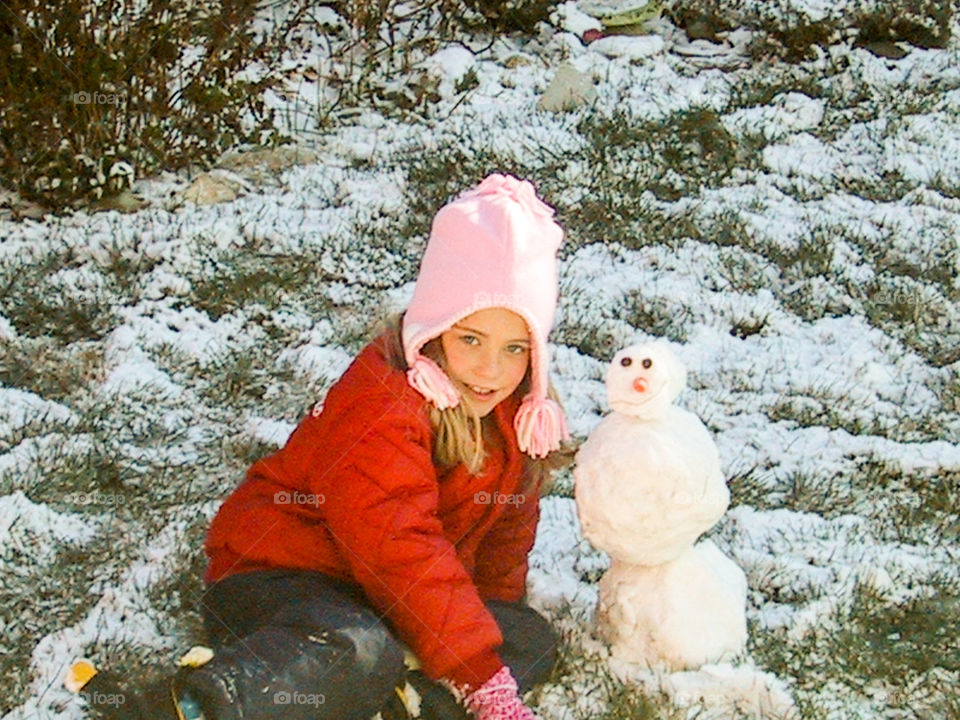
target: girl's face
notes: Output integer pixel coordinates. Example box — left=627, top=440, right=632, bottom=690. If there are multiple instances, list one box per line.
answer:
left=440, top=308, right=531, bottom=418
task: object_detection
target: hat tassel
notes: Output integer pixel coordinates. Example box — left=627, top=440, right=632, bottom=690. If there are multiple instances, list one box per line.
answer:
left=407, top=355, right=461, bottom=410
left=514, top=396, right=569, bottom=459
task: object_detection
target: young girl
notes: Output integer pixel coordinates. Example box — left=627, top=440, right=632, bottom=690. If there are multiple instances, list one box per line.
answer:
left=171, top=173, right=570, bottom=720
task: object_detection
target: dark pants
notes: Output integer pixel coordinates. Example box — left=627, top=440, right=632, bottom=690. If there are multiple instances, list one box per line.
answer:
left=177, top=569, right=558, bottom=720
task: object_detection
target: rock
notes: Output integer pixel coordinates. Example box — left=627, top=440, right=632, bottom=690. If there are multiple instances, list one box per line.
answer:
left=579, top=0, right=662, bottom=27
left=503, top=54, right=535, bottom=68
left=589, top=33, right=665, bottom=60
left=685, top=16, right=718, bottom=42
left=179, top=169, right=250, bottom=206
left=538, top=63, right=597, bottom=112
left=181, top=174, right=236, bottom=205
left=862, top=40, right=909, bottom=59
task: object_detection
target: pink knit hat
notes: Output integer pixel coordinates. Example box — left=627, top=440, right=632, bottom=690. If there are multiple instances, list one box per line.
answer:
left=402, top=173, right=569, bottom=458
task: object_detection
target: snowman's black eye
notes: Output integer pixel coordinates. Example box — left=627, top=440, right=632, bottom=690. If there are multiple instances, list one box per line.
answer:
left=620, top=356, right=632, bottom=367
left=642, top=358, right=652, bottom=369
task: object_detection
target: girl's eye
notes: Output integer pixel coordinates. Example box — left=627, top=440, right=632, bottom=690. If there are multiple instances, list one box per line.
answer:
left=460, top=335, right=479, bottom=346
left=506, top=344, right=529, bottom=355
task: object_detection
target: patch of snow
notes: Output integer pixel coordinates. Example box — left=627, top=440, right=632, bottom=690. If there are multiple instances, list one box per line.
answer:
left=420, top=46, right=478, bottom=100
left=0, top=389, right=78, bottom=436
left=0, top=491, right=97, bottom=565
left=277, top=343, right=353, bottom=389
left=551, top=2, right=603, bottom=36
left=10, top=506, right=216, bottom=720
left=244, top=414, right=296, bottom=447
left=0, top=313, right=15, bottom=341
left=724, top=92, right=825, bottom=141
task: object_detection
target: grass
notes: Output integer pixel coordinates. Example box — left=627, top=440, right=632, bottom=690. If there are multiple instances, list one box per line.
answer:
left=194, top=347, right=273, bottom=408
left=189, top=252, right=313, bottom=320
left=0, top=338, right=106, bottom=401
left=713, top=246, right=779, bottom=295
left=766, top=394, right=881, bottom=438
left=750, top=574, right=960, bottom=720
left=727, top=465, right=777, bottom=509
left=730, top=455, right=960, bottom=547
left=574, top=107, right=744, bottom=210
left=871, top=469, right=960, bottom=545
left=621, top=291, right=692, bottom=344
left=0, top=539, right=120, bottom=716
left=555, top=318, right=624, bottom=362
left=0, top=249, right=121, bottom=344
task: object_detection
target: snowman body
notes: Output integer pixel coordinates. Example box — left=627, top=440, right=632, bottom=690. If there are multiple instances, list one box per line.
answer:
left=597, top=540, right=748, bottom=670
left=575, top=342, right=747, bottom=670
left=575, top=406, right=729, bottom=566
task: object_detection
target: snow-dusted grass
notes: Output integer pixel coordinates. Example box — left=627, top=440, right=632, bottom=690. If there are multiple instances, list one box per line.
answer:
left=2, top=1, right=960, bottom=718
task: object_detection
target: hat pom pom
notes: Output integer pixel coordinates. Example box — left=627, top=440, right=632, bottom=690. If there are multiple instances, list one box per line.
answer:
left=514, top=396, right=569, bottom=458
left=460, top=173, right=555, bottom=220
left=407, top=355, right=460, bottom=410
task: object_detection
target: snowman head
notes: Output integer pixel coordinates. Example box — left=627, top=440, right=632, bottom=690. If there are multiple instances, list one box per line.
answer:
left=605, top=342, right=686, bottom=419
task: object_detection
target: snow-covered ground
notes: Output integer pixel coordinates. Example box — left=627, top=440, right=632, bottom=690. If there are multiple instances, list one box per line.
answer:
left=1, top=1, right=959, bottom=718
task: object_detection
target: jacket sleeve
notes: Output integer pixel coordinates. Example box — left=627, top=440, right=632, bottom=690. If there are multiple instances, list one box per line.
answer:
left=471, top=487, right=540, bottom=603
left=312, top=396, right=504, bottom=689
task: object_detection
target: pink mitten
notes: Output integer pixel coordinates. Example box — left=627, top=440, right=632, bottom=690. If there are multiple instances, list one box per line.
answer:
left=464, top=666, right=538, bottom=720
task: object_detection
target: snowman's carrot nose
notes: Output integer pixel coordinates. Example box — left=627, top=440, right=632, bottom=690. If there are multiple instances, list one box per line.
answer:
left=633, top=377, right=648, bottom=393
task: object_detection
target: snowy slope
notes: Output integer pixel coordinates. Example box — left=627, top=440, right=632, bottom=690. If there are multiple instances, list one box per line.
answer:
left=1, top=1, right=959, bottom=719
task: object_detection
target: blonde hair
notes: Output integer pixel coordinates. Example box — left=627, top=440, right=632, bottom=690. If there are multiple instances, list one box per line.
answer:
left=376, top=313, right=571, bottom=492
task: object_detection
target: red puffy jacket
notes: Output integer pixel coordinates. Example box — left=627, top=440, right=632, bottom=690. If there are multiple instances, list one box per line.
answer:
left=203, top=332, right=540, bottom=688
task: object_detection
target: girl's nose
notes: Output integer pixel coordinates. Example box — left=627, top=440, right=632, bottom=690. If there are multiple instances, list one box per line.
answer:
left=474, top=350, right=501, bottom=379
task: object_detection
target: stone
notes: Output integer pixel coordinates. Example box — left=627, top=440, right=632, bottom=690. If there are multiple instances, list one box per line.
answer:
left=862, top=40, right=909, bottom=59
left=589, top=33, right=665, bottom=60
left=686, top=16, right=718, bottom=42
left=537, top=63, right=597, bottom=112
left=179, top=169, right=250, bottom=206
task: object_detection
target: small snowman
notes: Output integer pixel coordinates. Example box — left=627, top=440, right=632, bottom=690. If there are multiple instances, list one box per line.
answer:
left=575, top=342, right=747, bottom=670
